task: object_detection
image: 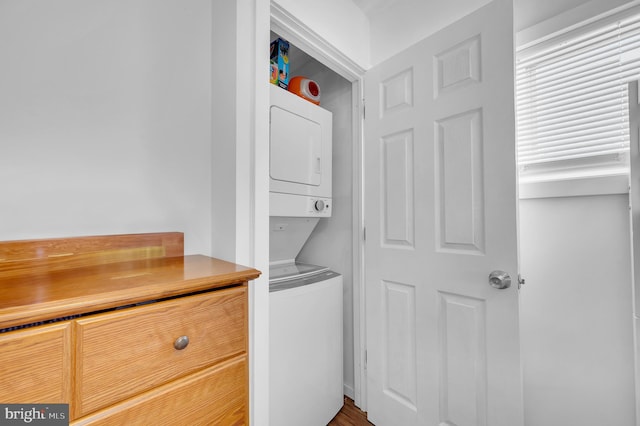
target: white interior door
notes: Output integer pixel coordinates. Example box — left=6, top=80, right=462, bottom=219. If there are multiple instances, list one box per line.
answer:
left=364, top=0, right=523, bottom=424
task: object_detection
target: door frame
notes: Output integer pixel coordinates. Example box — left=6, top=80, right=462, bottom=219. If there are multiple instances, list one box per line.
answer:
left=627, top=80, right=640, bottom=426
left=269, top=0, right=369, bottom=409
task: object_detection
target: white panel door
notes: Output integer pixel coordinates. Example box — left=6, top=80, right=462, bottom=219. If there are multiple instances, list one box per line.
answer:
left=364, top=0, right=523, bottom=425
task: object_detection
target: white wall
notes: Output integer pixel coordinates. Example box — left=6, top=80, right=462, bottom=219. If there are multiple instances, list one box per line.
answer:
left=519, top=194, right=636, bottom=425
left=365, top=0, right=493, bottom=66
left=0, top=2, right=271, bottom=423
left=211, top=0, right=237, bottom=261
left=0, top=0, right=213, bottom=255
left=271, top=0, right=370, bottom=69
left=515, top=1, right=638, bottom=425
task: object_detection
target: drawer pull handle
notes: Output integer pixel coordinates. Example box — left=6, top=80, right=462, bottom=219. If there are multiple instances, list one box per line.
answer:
left=174, top=335, right=189, bottom=350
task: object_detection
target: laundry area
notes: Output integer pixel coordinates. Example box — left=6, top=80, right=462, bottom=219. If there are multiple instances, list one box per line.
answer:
left=267, top=33, right=356, bottom=426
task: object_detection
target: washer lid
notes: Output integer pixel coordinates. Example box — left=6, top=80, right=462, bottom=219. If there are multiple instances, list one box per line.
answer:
left=269, top=261, right=329, bottom=283
left=269, top=270, right=340, bottom=292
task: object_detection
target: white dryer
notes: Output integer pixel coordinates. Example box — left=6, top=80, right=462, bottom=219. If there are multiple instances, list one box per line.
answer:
left=270, top=84, right=333, bottom=218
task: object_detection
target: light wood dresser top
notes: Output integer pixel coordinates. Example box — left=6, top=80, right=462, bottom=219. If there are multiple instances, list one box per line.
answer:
left=0, top=233, right=261, bottom=329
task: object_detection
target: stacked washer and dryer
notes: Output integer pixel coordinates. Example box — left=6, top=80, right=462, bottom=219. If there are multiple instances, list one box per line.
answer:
left=268, top=84, right=344, bottom=425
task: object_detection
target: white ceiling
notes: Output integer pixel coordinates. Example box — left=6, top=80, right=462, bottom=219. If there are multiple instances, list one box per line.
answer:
left=350, top=0, right=404, bottom=16
left=350, top=0, right=595, bottom=32
left=349, top=0, right=611, bottom=63
left=277, top=0, right=625, bottom=67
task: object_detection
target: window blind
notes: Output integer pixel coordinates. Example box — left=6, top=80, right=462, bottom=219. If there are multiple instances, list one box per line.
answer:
left=515, top=11, right=640, bottom=176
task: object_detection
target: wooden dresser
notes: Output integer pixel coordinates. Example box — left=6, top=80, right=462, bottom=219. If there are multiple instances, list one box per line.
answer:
left=0, top=233, right=260, bottom=425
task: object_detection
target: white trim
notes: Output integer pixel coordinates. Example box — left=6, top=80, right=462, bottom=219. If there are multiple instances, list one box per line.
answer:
left=634, top=315, right=640, bottom=426
left=627, top=80, right=640, bottom=426
left=352, top=77, right=367, bottom=411
left=517, top=0, right=640, bottom=50
left=270, top=2, right=366, bottom=81
left=519, top=173, right=629, bottom=199
left=246, top=1, right=270, bottom=424
left=269, top=0, right=368, bottom=411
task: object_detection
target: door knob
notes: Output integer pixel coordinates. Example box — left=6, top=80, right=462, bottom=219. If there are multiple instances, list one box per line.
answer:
left=489, top=270, right=511, bottom=289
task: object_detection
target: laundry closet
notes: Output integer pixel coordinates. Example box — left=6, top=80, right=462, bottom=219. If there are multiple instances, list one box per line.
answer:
left=268, top=31, right=355, bottom=425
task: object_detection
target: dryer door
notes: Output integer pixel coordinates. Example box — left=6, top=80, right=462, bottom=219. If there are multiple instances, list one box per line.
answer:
left=270, top=105, right=322, bottom=187
left=269, top=85, right=332, bottom=198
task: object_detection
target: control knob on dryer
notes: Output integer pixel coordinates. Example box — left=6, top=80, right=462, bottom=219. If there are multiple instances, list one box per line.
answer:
left=313, top=200, right=325, bottom=212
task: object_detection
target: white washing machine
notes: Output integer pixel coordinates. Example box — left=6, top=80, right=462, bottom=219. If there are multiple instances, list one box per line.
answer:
left=269, top=262, right=343, bottom=426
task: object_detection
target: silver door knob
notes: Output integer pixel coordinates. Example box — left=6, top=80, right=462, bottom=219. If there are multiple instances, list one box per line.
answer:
left=489, top=270, right=511, bottom=289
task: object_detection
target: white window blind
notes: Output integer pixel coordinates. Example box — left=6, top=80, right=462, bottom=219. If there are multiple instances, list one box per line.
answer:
left=516, top=11, right=640, bottom=178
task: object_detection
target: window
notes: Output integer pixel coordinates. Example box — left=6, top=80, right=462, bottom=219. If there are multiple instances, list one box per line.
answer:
left=515, top=9, right=640, bottom=183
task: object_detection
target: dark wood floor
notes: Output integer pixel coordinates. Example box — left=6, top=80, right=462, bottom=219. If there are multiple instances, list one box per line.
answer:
left=327, top=397, right=374, bottom=425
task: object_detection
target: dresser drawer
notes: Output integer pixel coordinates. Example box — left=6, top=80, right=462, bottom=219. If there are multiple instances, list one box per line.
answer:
left=72, top=354, right=248, bottom=426
left=0, top=322, right=72, bottom=403
left=75, top=285, right=247, bottom=417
